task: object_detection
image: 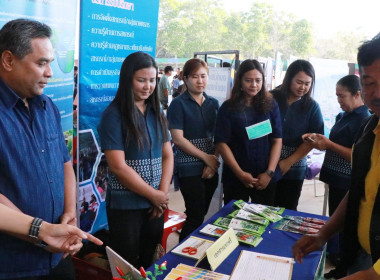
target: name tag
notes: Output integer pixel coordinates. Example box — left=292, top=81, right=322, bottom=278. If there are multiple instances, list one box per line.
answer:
left=245, top=119, right=272, bottom=140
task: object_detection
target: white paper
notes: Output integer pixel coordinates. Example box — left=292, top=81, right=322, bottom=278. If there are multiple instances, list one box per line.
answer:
left=230, top=251, right=294, bottom=280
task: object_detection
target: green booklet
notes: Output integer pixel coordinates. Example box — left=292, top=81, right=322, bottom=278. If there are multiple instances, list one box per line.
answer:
left=199, top=224, right=263, bottom=247
left=213, top=217, right=266, bottom=236
left=227, top=209, right=269, bottom=226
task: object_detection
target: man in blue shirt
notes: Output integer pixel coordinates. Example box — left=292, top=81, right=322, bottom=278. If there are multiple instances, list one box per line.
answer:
left=0, top=19, right=80, bottom=279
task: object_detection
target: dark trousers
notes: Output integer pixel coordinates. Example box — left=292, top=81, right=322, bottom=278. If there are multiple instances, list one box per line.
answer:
left=223, top=181, right=276, bottom=206
left=7, top=256, right=75, bottom=280
left=179, top=174, right=218, bottom=241
left=274, top=179, right=304, bottom=210
left=106, top=207, right=164, bottom=269
left=327, top=185, right=349, bottom=256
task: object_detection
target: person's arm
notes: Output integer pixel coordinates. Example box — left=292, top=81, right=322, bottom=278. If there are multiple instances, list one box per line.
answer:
left=163, top=88, right=169, bottom=98
left=292, top=192, right=348, bottom=263
left=0, top=203, right=102, bottom=255
left=303, top=133, right=352, bottom=161
left=158, top=141, right=174, bottom=195
left=256, top=138, right=282, bottom=190
left=216, top=142, right=257, bottom=188
left=61, top=161, right=77, bottom=226
left=171, top=129, right=219, bottom=171
left=103, top=150, right=169, bottom=209
left=279, top=142, right=312, bottom=175
left=150, top=141, right=174, bottom=218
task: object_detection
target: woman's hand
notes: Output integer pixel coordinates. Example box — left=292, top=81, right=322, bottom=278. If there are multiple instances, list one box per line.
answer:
left=255, top=172, right=271, bottom=190
left=149, top=189, right=169, bottom=211
left=238, top=171, right=258, bottom=188
left=302, top=133, right=329, bottom=151
left=201, top=166, right=216, bottom=179
left=203, top=154, right=220, bottom=172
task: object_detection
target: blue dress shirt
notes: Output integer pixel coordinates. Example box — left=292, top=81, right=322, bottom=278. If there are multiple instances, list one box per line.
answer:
left=0, top=78, right=70, bottom=278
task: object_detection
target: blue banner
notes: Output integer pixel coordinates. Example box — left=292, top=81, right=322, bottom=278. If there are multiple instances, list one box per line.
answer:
left=78, top=0, right=159, bottom=233
left=0, top=1, right=77, bottom=135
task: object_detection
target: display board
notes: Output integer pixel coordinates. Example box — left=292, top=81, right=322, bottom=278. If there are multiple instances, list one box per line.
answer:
left=78, top=0, right=159, bottom=233
left=0, top=0, right=77, bottom=151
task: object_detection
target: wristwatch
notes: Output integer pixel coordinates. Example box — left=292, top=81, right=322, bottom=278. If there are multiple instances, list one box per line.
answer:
left=265, top=169, right=275, bottom=178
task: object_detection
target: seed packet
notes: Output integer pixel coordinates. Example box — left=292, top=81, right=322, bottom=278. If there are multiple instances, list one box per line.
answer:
left=199, top=224, right=263, bottom=247
left=233, top=200, right=283, bottom=223
left=242, top=204, right=283, bottom=223
left=283, top=215, right=326, bottom=225
left=213, top=217, right=266, bottom=236
left=227, top=209, right=269, bottom=226
left=273, top=219, right=319, bottom=235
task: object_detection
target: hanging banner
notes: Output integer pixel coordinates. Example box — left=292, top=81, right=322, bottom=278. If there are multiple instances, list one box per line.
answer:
left=0, top=0, right=77, bottom=153
left=78, top=0, right=159, bottom=233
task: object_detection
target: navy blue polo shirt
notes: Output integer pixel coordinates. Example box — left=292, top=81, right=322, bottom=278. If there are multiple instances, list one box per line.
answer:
left=319, top=105, right=370, bottom=188
left=0, top=78, right=70, bottom=278
left=98, top=102, right=169, bottom=209
left=274, top=96, right=324, bottom=180
left=214, top=100, right=282, bottom=185
left=167, top=91, right=219, bottom=177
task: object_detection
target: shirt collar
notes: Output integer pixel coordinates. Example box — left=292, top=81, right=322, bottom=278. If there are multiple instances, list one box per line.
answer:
left=183, top=90, right=208, bottom=102
left=0, top=77, right=46, bottom=110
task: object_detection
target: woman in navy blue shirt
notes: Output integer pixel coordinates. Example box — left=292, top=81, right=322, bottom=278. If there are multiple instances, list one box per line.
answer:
left=303, top=75, right=369, bottom=279
left=271, top=60, right=324, bottom=210
left=167, top=58, right=220, bottom=241
left=215, top=59, right=282, bottom=206
left=98, top=52, right=173, bottom=268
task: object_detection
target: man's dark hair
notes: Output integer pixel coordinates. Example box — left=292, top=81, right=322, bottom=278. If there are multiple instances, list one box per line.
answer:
left=164, top=65, right=174, bottom=73
left=0, top=18, right=52, bottom=59
left=357, top=33, right=380, bottom=69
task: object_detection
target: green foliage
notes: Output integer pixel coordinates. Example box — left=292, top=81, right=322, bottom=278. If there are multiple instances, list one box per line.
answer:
left=156, top=0, right=362, bottom=62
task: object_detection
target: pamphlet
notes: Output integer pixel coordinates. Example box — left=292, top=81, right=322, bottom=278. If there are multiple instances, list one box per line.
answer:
left=230, top=251, right=294, bottom=280
left=171, top=236, right=214, bottom=260
left=199, top=224, right=263, bottom=247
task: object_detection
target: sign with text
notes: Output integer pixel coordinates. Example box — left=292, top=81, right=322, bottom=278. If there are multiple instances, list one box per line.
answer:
left=206, top=228, right=239, bottom=271
left=78, top=0, right=159, bottom=233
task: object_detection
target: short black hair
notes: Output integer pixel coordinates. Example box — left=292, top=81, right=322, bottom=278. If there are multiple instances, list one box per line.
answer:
left=0, top=18, right=52, bottom=59
left=164, top=65, right=174, bottom=73
left=357, top=33, right=380, bottom=68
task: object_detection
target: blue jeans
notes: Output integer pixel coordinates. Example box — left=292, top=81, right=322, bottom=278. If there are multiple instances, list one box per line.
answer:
left=347, top=247, right=373, bottom=275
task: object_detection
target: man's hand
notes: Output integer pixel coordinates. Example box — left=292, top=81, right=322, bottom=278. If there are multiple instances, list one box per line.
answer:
left=292, top=234, right=326, bottom=264
left=38, top=222, right=103, bottom=257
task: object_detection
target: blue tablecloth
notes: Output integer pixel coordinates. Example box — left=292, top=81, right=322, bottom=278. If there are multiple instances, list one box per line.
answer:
left=148, top=200, right=328, bottom=279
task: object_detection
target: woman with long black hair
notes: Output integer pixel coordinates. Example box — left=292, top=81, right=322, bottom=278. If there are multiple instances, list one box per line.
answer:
left=98, top=52, right=173, bottom=268
left=215, top=59, right=282, bottom=206
left=271, top=60, right=324, bottom=210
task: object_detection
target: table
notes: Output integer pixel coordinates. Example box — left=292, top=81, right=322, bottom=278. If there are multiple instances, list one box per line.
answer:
left=148, top=200, right=328, bottom=279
